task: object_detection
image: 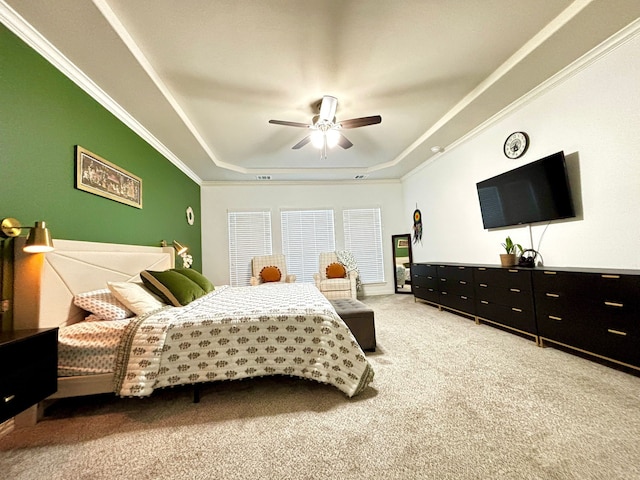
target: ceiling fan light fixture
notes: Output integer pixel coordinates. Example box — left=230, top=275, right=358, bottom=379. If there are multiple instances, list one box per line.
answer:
left=326, top=129, right=340, bottom=148
left=319, top=95, right=338, bottom=122
left=310, top=130, right=324, bottom=149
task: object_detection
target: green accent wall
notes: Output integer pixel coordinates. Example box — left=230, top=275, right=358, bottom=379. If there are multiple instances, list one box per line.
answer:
left=0, top=25, right=201, bottom=270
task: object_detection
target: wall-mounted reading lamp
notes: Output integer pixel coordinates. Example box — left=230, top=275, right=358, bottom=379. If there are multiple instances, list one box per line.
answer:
left=160, top=240, right=188, bottom=256
left=0, top=217, right=55, bottom=253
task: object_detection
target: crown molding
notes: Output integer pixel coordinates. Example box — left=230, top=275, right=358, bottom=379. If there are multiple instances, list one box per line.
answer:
left=0, top=1, right=203, bottom=185
left=403, top=17, right=640, bottom=182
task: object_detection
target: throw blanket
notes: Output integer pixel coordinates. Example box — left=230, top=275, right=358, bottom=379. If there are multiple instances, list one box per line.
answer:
left=336, top=250, right=362, bottom=292
left=115, top=283, right=374, bottom=397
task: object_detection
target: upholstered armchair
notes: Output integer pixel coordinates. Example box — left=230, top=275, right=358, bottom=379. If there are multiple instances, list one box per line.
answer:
left=313, top=251, right=357, bottom=299
left=250, top=254, right=296, bottom=285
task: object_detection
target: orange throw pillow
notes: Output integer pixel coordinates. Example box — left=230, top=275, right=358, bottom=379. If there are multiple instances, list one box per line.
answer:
left=260, top=265, right=282, bottom=283
left=326, top=262, right=346, bottom=279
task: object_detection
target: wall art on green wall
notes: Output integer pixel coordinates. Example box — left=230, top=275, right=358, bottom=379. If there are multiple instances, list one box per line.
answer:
left=75, top=145, right=143, bottom=209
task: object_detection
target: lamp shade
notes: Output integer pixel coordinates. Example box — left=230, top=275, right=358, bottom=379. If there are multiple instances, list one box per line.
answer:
left=23, top=221, right=54, bottom=253
left=172, top=240, right=188, bottom=256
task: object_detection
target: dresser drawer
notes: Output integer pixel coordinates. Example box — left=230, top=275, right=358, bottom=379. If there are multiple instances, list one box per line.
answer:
left=439, top=277, right=474, bottom=297
left=475, top=267, right=532, bottom=290
left=438, top=264, right=473, bottom=282
left=439, top=290, right=475, bottom=314
left=476, top=300, right=536, bottom=334
left=411, top=263, right=437, bottom=277
left=0, top=329, right=58, bottom=423
left=412, top=272, right=438, bottom=289
left=476, top=285, right=533, bottom=310
left=538, top=315, right=640, bottom=366
left=536, top=300, right=640, bottom=337
left=533, top=271, right=640, bottom=311
left=413, top=284, right=439, bottom=304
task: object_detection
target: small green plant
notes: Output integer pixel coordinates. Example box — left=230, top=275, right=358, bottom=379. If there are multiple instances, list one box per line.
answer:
left=502, top=236, right=524, bottom=255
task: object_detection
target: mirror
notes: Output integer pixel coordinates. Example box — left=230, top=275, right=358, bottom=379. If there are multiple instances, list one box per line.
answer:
left=392, top=234, right=413, bottom=294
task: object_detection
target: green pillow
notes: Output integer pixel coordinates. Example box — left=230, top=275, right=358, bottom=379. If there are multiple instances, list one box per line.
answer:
left=172, top=268, right=215, bottom=293
left=140, top=270, right=206, bottom=307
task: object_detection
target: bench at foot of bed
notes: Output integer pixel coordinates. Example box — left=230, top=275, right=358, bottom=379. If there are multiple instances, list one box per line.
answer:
left=329, top=298, right=376, bottom=352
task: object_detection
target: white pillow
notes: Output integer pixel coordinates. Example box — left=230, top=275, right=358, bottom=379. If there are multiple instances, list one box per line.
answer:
left=73, top=288, right=133, bottom=320
left=107, top=282, right=165, bottom=316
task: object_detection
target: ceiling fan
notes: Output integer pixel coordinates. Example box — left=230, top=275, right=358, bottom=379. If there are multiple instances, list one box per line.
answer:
left=269, top=95, right=382, bottom=159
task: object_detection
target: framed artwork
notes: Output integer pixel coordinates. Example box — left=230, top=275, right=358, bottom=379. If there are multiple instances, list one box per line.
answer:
left=397, top=238, right=409, bottom=248
left=75, top=146, right=142, bottom=209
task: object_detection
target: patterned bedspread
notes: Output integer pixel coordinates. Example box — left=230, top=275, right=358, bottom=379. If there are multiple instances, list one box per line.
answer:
left=114, top=283, right=374, bottom=397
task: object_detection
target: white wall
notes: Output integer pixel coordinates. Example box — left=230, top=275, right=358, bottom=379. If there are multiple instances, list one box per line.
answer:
left=403, top=28, right=640, bottom=270
left=201, top=181, right=406, bottom=294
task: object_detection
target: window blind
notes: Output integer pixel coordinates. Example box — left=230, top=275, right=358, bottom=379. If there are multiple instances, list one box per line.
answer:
left=227, top=210, right=272, bottom=286
left=343, top=208, right=385, bottom=284
left=281, top=209, right=335, bottom=283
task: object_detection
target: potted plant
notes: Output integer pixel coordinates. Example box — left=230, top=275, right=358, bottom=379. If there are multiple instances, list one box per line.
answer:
left=500, top=236, right=523, bottom=267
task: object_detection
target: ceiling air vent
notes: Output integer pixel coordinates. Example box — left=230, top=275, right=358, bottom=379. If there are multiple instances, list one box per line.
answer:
left=354, top=174, right=368, bottom=180
left=256, top=175, right=272, bottom=180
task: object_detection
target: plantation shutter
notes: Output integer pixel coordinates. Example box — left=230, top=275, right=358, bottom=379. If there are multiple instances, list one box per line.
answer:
left=227, top=210, right=272, bottom=286
left=281, top=209, right=335, bottom=283
left=343, top=208, right=385, bottom=284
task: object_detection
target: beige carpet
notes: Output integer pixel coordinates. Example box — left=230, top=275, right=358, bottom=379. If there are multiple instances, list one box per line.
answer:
left=2, top=294, right=640, bottom=480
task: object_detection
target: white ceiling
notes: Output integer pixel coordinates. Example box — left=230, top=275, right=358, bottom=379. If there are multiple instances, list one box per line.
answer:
left=4, top=1, right=640, bottom=183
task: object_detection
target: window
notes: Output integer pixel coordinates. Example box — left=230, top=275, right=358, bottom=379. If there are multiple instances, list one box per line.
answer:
left=227, top=210, right=272, bottom=286
left=343, top=208, right=385, bottom=284
left=281, top=209, right=335, bottom=283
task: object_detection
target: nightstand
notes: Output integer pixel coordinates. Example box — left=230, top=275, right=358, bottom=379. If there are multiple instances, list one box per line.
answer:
left=0, top=328, right=58, bottom=424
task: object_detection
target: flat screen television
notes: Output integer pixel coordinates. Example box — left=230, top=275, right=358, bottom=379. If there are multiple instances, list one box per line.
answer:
left=476, top=151, right=576, bottom=229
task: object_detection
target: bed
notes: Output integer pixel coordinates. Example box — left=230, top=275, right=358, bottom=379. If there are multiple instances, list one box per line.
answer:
left=13, top=239, right=374, bottom=420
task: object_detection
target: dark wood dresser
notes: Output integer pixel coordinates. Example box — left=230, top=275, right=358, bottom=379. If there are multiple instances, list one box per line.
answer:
left=0, top=328, right=58, bottom=424
left=413, top=262, right=640, bottom=373
left=533, top=268, right=640, bottom=369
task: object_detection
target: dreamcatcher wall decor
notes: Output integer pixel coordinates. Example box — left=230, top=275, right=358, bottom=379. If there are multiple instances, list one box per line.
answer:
left=413, top=207, right=422, bottom=244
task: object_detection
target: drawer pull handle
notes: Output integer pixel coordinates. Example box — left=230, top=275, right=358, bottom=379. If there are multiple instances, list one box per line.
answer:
left=481, top=300, right=489, bottom=304
left=604, top=301, right=624, bottom=308
left=546, top=293, right=559, bottom=298
left=458, top=266, right=465, bottom=270
left=459, top=281, right=467, bottom=285
left=512, top=308, right=522, bottom=313
left=461, top=296, right=468, bottom=300
left=3, top=394, right=15, bottom=403
left=480, top=283, right=488, bottom=288
left=478, top=268, right=486, bottom=271
left=510, top=288, right=520, bottom=293
left=602, top=274, right=620, bottom=279
left=543, top=271, right=557, bottom=275
left=441, top=291, right=448, bottom=295
left=427, top=276, right=433, bottom=279
left=508, top=269, right=518, bottom=273
left=608, top=329, right=627, bottom=336
left=549, top=315, right=562, bottom=321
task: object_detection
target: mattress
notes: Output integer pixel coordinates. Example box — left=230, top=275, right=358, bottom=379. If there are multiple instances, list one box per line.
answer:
left=58, top=317, right=131, bottom=376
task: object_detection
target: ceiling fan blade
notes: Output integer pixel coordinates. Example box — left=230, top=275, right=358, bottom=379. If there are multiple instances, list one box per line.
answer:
left=319, top=96, right=338, bottom=122
left=269, top=119, right=311, bottom=128
left=337, top=133, right=353, bottom=149
left=339, top=115, right=382, bottom=129
left=292, top=135, right=312, bottom=149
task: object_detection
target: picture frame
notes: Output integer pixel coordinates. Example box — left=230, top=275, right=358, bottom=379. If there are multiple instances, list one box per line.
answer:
left=75, top=146, right=142, bottom=209
left=397, top=238, right=409, bottom=248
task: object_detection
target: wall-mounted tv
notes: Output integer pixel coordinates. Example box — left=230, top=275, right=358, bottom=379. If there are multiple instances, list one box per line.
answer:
left=476, top=151, right=576, bottom=229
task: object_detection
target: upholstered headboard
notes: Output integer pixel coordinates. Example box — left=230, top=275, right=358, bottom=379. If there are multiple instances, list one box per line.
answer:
left=13, top=238, right=174, bottom=329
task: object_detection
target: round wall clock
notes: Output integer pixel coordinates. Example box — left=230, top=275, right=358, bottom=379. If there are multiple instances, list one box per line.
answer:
left=503, top=131, right=529, bottom=159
